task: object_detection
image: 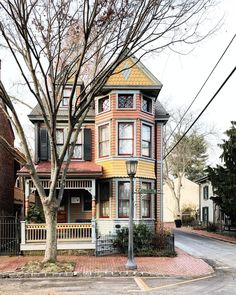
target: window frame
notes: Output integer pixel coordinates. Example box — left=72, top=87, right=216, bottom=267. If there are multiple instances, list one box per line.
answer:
left=99, top=182, right=110, bottom=218
left=203, top=185, right=209, bottom=200
left=56, top=128, right=64, bottom=157
left=62, top=87, right=72, bottom=107
left=117, top=122, right=134, bottom=156
left=98, top=95, right=110, bottom=114
left=141, top=181, right=153, bottom=219
left=141, top=123, right=152, bottom=158
left=83, top=194, right=92, bottom=212
left=71, top=129, right=83, bottom=160
left=117, top=93, right=134, bottom=109
left=118, top=181, right=130, bottom=218
left=141, top=95, right=153, bottom=114
left=98, top=123, right=110, bottom=158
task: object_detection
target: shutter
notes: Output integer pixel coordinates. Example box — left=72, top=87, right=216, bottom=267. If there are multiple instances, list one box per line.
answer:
left=39, top=128, right=48, bottom=160
left=83, top=128, right=92, bottom=161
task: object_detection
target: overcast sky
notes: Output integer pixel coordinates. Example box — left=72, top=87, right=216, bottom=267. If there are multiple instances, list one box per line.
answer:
left=1, top=0, right=235, bottom=165
left=145, top=0, right=236, bottom=165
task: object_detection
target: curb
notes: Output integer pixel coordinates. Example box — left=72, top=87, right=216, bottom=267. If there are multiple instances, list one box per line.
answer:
left=0, top=270, right=214, bottom=279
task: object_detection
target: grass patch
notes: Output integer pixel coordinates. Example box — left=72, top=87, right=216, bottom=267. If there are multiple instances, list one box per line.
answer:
left=19, top=260, right=76, bottom=273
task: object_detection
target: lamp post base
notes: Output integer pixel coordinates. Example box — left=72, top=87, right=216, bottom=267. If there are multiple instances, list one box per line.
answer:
left=125, top=259, right=137, bottom=270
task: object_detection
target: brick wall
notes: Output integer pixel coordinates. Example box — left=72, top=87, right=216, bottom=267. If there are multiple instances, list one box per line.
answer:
left=0, top=103, right=15, bottom=216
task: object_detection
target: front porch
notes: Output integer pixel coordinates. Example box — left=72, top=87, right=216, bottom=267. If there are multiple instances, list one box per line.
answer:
left=20, top=221, right=96, bottom=251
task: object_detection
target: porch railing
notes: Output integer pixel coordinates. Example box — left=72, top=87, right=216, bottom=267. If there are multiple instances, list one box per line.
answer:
left=24, top=223, right=92, bottom=243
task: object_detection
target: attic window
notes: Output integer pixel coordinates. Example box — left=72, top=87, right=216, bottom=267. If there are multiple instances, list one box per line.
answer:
left=142, top=96, right=152, bottom=113
left=98, top=96, right=110, bottom=113
left=62, top=88, right=71, bottom=106
left=118, top=94, right=134, bottom=109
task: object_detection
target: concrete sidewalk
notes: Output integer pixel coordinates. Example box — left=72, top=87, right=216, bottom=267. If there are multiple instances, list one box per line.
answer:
left=0, top=248, right=213, bottom=278
left=174, top=226, right=236, bottom=244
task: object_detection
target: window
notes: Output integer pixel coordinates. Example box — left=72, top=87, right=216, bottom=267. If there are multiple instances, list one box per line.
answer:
left=142, top=96, right=152, bottom=113
left=118, top=181, right=130, bottom=218
left=118, top=94, right=134, bottom=109
left=56, top=129, right=64, bottom=156
left=142, top=124, right=151, bottom=157
left=99, top=124, right=109, bottom=157
left=202, top=206, right=209, bottom=222
left=99, top=182, right=110, bottom=217
left=118, top=122, right=134, bottom=155
left=71, top=130, right=82, bottom=159
left=98, top=96, right=110, bottom=113
left=141, top=182, right=151, bottom=218
left=203, top=186, right=209, bottom=200
left=62, top=88, right=71, bottom=106
left=83, top=194, right=92, bottom=211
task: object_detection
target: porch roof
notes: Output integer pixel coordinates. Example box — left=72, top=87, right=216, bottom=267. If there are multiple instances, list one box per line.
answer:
left=18, top=161, right=103, bottom=177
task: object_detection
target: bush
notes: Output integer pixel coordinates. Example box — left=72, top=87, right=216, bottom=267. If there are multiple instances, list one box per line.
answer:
left=113, top=224, right=175, bottom=256
left=207, top=222, right=218, bottom=232
left=27, top=205, right=45, bottom=223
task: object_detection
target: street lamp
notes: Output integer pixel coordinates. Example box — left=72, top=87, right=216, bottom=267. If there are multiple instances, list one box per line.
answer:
left=125, top=159, right=138, bottom=270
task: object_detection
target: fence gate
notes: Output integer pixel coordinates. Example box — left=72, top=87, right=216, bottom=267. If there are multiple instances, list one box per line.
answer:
left=0, top=216, right=20, bottom=256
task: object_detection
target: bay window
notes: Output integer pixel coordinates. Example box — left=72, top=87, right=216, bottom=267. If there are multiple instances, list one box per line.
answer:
left=118, top=94, right=134, bottom=109
left=118, top=122, right=134, bottom=155
left=98, top=96, right=110, bottom=113
left=142, top=124, right=151, bottom=157
left=99, top=124, right=109, bottom=157
left=118, top=181, right=130, bottom=218
left=141, top=182, right=151, bottom=218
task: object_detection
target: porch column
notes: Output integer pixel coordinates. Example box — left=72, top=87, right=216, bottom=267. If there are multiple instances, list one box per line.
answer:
left=91, top=180, right=96, bottom=243
left=25, top=179, right=30, bottom=218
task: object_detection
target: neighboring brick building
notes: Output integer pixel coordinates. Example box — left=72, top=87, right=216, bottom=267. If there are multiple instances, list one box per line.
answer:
left=0, top=99, right=15, bottom=216
left=19, top=56, right=169, bottom=251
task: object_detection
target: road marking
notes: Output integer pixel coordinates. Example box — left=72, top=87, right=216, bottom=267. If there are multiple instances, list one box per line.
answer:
left=128, top=275, right=215, bottom=293
left=147, top=275, right=215, bottom=291
left=134, top=277, right=151, bottom=291
left=215, top=266, right=230, bottom=269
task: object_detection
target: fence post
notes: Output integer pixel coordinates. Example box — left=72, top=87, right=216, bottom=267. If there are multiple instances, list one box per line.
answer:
left=21, top=221, right=26, bottom=245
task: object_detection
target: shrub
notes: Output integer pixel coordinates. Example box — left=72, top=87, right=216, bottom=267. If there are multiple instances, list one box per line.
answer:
left=27, top=205, right=45, bottom=223
left=113, top=224, right=175, bottom=256
left=207, top=222, right=218, bottom=232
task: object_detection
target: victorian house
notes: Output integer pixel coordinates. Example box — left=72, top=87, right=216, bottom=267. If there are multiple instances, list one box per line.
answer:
left=19, top=56, right=169, bottom=251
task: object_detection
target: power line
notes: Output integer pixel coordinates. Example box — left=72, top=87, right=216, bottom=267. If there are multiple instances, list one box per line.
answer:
left=164, top=64, right=236, bottom=159
left=165, top=33, right=236, bottom=144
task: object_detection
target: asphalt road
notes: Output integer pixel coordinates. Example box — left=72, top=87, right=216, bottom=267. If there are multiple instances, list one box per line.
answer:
left=0, top=232, right=236, bottom=294
left=174, top=230, right=236, bottom=270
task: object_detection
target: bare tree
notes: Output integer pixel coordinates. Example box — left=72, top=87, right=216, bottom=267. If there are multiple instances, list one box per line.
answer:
left=163, top=107, right=211, bottom=218
left=0, top=0, right=218, bottom=262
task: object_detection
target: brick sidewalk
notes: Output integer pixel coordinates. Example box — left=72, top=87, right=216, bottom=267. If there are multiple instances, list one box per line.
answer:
left=0, top=249, right=213, bottom=278
left=174, top=226, right=236, bottom=244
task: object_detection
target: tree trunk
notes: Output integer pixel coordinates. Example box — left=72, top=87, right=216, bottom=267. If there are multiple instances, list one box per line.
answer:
left=43, top=204, right=58, bottom=262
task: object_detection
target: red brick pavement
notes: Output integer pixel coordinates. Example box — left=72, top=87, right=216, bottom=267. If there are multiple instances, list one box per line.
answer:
left=0, top=249, right=213, bottom=277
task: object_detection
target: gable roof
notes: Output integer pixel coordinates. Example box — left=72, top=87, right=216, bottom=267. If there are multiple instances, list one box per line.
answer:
left=103, top=56, right=162, bottom=97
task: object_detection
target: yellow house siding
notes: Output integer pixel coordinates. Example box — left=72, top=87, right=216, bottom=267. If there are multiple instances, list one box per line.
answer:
left=98, top=159, right=155, bottom=179
left=106, top=58, right=156, bottom=86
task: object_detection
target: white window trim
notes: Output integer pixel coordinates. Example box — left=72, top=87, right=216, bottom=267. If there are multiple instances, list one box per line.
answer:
left=60, top=86, right=77, bottom=108
left=116, top=119, right=136, bottom=157
left=141, top=94, right=154, bottom=115
left=140, top=180, right=154, bottom=220
left=116, top=178, right=137, bottom=219
left=96, top=94, right=111, bottom=115
left=115, top=90, right=138, bottom=110
left=141, top=121, right=154, bottom=159
left=97, top=121, right=111, bottom=158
